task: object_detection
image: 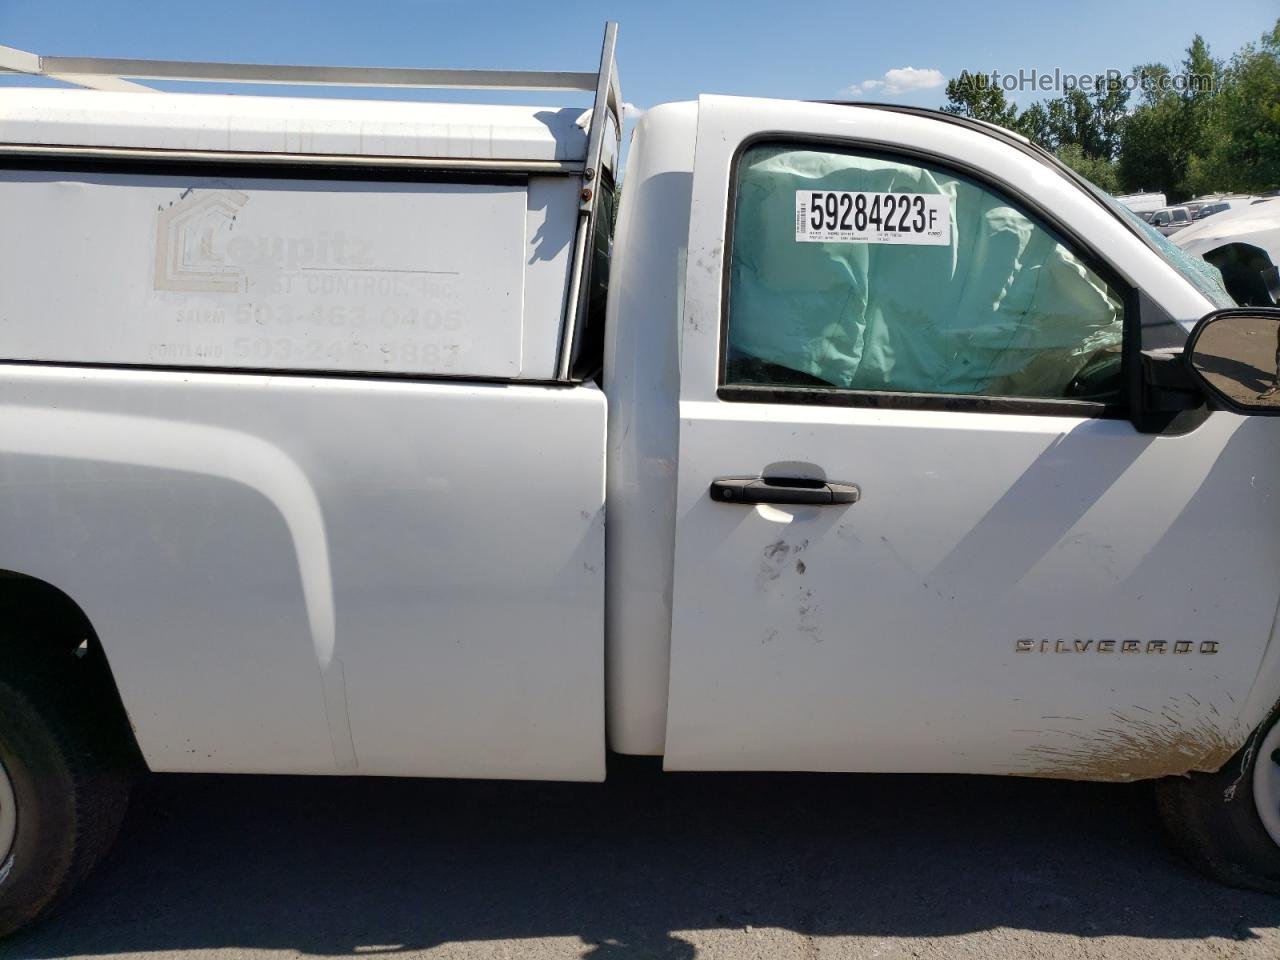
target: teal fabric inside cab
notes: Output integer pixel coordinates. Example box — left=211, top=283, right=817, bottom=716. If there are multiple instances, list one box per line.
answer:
left=726, top=144, right=1126, bottom=400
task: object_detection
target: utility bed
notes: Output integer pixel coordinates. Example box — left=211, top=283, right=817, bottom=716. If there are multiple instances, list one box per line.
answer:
left=0, top=28, right=621, bottom=380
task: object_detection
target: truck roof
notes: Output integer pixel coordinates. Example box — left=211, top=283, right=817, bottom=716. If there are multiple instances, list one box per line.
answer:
left=0, top=88, right=590, bottom=165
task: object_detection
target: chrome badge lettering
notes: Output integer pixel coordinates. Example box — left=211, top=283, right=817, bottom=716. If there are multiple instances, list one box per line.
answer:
left=1015, top=638, right=1220, bottom=655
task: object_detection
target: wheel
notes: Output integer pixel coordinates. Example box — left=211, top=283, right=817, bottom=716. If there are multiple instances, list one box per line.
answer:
left=1156, top=699, right=1280, bottom=893
left=0, top=673, right=133, bottom=938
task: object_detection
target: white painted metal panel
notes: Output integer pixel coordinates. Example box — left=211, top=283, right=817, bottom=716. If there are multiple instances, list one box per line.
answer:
left=0, top=172, right=537, bottom=378
left=0, top=366, right=606, bottom=780
left=521, top=177, right=580, bottom=378
left=664, top=95, right=1280, bottom=779
left=667, top=402, right=1280, bottom=778
left=602, top=102, right=697, bottom=755
left=0, top=90, right=588, bottom=162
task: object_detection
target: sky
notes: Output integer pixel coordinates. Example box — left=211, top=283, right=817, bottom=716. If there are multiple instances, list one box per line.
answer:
left=1, top=1, right=1275, bottom=127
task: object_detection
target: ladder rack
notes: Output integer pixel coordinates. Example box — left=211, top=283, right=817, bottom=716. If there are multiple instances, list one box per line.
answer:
left=0, top=31, right=612, bottom=97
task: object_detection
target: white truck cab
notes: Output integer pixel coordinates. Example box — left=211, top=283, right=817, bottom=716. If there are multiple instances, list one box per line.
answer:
left=0, top=24, right=1278, bottom=936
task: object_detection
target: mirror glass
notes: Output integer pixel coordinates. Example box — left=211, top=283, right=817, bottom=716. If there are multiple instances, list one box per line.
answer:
left=1188, top=312, right=1280, bottom=410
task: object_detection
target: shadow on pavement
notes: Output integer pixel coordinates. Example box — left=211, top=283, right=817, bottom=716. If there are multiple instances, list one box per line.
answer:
left=6, top=758, right=1280, bottom=957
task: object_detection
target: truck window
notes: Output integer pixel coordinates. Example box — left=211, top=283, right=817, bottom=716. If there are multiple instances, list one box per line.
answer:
left=723, top=143, right=1127, bottom=405
left=570, top=176, right=617, bottom=381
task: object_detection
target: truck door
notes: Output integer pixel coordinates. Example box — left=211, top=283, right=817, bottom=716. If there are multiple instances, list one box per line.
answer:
left=663, top=96, right=1280, bottom=778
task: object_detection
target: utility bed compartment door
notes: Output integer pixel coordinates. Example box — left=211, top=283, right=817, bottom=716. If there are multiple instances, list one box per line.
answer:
left=0, top=171, right=577, bottom=379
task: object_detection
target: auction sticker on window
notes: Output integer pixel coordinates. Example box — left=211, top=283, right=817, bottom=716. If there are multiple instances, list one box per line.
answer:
left=795, top=190, right=951, bottom=245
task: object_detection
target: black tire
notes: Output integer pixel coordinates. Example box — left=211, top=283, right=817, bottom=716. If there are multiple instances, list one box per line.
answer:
left=1156, top=699, right=1280, bottom=894
left=0, top=671, right=133, bottom=938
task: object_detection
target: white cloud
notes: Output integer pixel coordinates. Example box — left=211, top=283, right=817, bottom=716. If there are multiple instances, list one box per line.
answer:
left=844, top=66, right=945, bottom=98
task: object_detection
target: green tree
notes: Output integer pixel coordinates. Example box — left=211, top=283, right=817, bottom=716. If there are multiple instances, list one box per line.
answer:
left=943, top=21, right=1279, bottom=200
left=1055, top=143, right=1121, bottom=192
left=942, top=71, right=1018, bottom=127
left=1179, top=35, right=1225, bottom=191
left=1185, top=19, right=1280, bottom=194
left=1118, top=95, right=1185, bottom=195
left=1117, top=62, right=1185, bottom=194
left=1014, top=102, right=1051, bottom=144
left=1090, top=76, right=1131, bottom=161
left=1030, top=78, right=1129, bottom=160
left=1133, top=62, right=1173, bottom=108
left=941, top=68, right=1128, bottom=161
left=1043, top=90, right=1098, bottom=152
left=1117, top=35, right=1225, bottom=198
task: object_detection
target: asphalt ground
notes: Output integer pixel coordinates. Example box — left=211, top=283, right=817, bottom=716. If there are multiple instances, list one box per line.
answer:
left=4, top=759, right=1279, bottom=960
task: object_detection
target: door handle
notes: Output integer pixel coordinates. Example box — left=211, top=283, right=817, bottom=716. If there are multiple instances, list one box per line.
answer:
left=710, top=476, right=861, bottom=506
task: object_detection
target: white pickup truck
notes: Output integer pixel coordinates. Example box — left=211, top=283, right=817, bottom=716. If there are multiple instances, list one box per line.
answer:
left=2, top=24, right=1280, bottom=935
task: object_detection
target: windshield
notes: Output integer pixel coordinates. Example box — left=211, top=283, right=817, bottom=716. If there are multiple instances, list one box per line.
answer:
left=1095, top=192, right=1238, bottom=308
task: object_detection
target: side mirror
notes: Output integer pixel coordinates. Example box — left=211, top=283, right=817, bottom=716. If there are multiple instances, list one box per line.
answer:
left=1185, top=308, right=1280, bottom=415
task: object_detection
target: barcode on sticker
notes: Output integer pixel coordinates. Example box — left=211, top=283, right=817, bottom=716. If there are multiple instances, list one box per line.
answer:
left=795, top=190, right=950, bottom=245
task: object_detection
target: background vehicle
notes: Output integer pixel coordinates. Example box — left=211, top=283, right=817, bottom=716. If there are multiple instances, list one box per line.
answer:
left=1191, top=195, right=1260, bottom=220
left=1175, top=198, right=1280, bottom=306
left=1, top=23, right=1279, bottom=937
left=1151, top=204, right=1194, bottom=234
left=1195, top=200, right=1231, bottom=219
left=1115, top=190, right=1167, bottom=215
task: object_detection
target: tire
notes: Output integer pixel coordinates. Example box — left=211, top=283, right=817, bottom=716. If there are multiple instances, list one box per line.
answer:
left=1156, top=698, right=1280, bottom=894
left=0, top=671, right=133, bottom=938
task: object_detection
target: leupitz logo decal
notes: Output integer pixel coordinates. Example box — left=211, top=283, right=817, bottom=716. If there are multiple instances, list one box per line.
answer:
left=153, top=187, right=380, bottom=294
left=154, top=188, right=250, bottom=293
left=1016, top=638, right=1220, bottom=655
